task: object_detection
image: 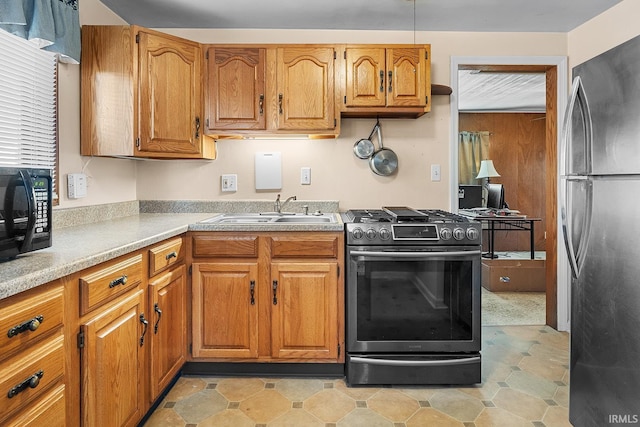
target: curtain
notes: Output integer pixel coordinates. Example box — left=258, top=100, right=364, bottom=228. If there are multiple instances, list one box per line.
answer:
left=0, top=0, right=80, bottom=64
left=459, top=131, right=490, bottom=184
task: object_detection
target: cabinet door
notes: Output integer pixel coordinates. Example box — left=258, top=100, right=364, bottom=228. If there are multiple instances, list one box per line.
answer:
left=148, top=265, right=187, bottom=402
left=386, top=47, right=427, bottom=107
left=81, top=290, right=146, bottom=427
left=345, top=47, right=386, bottom=107
left=207, top=47, right=266, bottom=131
left=271, top=262, right=338, bottom=360
left=192, top=263, right=259, bottom=358
left=276, top=46, right=335, bottom=130
left=138, top=31, right=202, bottom=155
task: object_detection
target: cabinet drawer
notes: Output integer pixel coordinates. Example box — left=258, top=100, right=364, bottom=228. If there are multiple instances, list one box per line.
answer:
left=149, top=237, right=184, bottom=276
left=79, top=254, right=143, bottom=315
left=192, top=235, right=259, bottom=258
left=0, top=284, right=63, bottom=359
left=3, top=383, right=65, bottom=427
left=270, top=235, right=339, bottom=258
left=0, top=331, right=64, bottom=421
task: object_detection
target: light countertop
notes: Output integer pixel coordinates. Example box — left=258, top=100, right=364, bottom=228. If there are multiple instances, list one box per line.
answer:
left=0, top=212, right=344, bottom=301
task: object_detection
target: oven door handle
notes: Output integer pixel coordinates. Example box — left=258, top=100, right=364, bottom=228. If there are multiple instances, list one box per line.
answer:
left=350, top=250, right=481, bottom=258
left=349, top=356, right=481, bottom=367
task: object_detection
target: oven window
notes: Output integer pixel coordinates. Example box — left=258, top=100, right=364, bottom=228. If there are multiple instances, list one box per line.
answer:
left=355, top=258, right=474, bottom=341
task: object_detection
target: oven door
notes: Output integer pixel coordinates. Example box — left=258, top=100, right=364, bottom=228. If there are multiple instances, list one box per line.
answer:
left=346, top=245, right=481, bottom=354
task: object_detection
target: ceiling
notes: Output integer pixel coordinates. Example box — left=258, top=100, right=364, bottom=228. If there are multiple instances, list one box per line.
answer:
left=458, top=71, right=547, bottom=112
left=99, top=0, right=622, bottom=32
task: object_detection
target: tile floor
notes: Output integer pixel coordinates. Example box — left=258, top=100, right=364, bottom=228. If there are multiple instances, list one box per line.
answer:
left=144, top=325, right=571, bottom=427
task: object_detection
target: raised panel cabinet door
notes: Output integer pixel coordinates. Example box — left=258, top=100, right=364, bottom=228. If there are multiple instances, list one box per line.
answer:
left=81, top=290, right=146, bottom=427
left=271, top=262, right=338, bottom=360
left=386, top=47, right=427, bottom=107
left=149, top=265, right=187, bottom=402
left=207, top=47, right=266, bottom=130
left=138, top=31, right=202, bottom=155
left=345, top=47, right=386, bottom=107
left=276, top=46, right=335, bottom=130
left=191, top=263, right=259, bottom=358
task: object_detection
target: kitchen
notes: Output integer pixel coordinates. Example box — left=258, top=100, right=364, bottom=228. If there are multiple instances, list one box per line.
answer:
left=1, top=0, right=639, bottom=425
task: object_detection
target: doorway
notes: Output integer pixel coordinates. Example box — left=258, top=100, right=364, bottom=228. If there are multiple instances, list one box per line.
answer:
left=449, top=56, right=569, bottom=331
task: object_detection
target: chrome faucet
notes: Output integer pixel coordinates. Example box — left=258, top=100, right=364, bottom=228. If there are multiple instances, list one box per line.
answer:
left=274, top=194, right=296, bottom=213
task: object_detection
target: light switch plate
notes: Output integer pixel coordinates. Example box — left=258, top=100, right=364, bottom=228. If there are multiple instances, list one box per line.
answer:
left=221, top=174, right=237, bottom=192
left=431, top=164, right=441, bottom=182
left=300, top=167, right=311, bottom=185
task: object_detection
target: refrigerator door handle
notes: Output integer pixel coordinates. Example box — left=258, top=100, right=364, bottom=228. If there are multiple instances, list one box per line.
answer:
left=561, top=177, right=593, bottom=279
left=561, top=76, right=594, bottom=176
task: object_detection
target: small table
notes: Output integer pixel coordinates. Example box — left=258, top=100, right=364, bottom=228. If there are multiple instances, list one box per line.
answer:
left=458, top=210, right=541, bottom=259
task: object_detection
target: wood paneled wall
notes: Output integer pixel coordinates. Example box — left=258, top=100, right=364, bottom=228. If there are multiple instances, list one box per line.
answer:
left=460, top=112, right=546, bottom=252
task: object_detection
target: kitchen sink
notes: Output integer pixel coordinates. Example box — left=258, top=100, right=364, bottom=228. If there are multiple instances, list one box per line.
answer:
left=200, top=213, right=337, bottom=224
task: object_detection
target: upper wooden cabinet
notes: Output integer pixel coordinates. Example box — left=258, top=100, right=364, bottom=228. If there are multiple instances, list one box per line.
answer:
left=204, top=45, right=339, bottom=138
left=81, top=26, right=215, bottom=159
left=342, top=45, right=432, bottom=118
left=206, top=47, right=266, bottom=131
left=275, top=46, right=336, bottom=131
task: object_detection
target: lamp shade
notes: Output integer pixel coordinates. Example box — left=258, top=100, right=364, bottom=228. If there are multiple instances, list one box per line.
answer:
left=476, top=160, right=501, bottom=179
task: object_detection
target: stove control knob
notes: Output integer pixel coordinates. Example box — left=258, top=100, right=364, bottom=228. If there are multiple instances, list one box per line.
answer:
left=466, top=227, right=480, bottom=241
left=440, top=227, right=452, bottom=240
left=453, top=227, right=466, bottom=240
left=379, top=228, right=391, bottom=240
left=352, top=227, right=364, bottom=239
left=366, top=228, right=377, bottom=240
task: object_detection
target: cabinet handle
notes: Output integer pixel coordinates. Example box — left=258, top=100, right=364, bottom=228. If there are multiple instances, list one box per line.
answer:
left=272, top=280, right=278, bottom=305
left=7, top=370, right=44, bottom=399
left=195, top=116, right=201, bottom=139
left=165, top=251, right=177, bottom=261
left=259, top=94, right=264, bottom=116
left=153, top=303, right=162, bottom=334
left=278, top=94, right=283, bottom=115
left=388, top=71, right=393, bottom=93
left=7, top=315, right=44, bottom=338
left=379, top=70, right=384, bottom=92
left=139, top=313, right=149, bottom=347
left=109, top=275, right=128, bottom=288
left=250, top=280, right=256, bottom=305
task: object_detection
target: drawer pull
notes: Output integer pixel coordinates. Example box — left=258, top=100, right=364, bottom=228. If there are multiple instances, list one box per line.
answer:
left=8, top=370, right=44, bottom=398
left=109, top=275, right=128, bottom=288
left=165, top=251, right=177, bottom=261
left=139, top=313, right=149, bottom=347
left=153, top=303, right=162, bottom=334
left=7, top=315, right=44, bottom=338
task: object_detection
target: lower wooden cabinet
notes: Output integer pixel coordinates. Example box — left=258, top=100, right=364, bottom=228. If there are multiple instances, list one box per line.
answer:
left=80, top=289, right=146, bottom=427
left=3, top=384, right=66, bottom=427
left=148, top=264, right=187, bottom=401
left=271, top=262, right=339, bottom=359
left=190, top=231, right=344, bottom=362
left=192, top=262, right=260, bottom=358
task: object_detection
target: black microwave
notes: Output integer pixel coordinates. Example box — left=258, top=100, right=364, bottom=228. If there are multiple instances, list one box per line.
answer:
left=0, top=167, right=52, bottom=260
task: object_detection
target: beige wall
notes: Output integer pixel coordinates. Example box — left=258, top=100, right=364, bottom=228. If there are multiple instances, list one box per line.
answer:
left=60, top=0, right=635, bottom=211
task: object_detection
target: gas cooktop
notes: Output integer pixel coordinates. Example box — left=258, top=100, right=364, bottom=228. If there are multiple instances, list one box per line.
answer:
left=343, top=207, right=481, bottom=246
left=344, top=207, right=472, bottom=224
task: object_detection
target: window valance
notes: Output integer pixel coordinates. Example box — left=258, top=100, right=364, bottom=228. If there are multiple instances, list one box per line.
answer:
left=0, top=0, right=80, bottom=64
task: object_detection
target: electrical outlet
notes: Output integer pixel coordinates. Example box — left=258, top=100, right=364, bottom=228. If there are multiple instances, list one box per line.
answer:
left=301, top=167, right=311, bottom=185
left=431, top=164, right=441, bottom=182
left=221, top=174, right=237, bottom=192
left=68, top=173, right=87, bottom=198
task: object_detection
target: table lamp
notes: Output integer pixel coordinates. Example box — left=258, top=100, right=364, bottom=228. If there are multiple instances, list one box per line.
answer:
left=476, top=160, right=501, bottom=208
left=476, top=159, right=501, bottom=182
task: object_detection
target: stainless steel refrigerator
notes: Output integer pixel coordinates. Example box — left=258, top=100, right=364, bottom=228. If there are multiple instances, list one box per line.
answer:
left=562, top=34, right=640, bottom=427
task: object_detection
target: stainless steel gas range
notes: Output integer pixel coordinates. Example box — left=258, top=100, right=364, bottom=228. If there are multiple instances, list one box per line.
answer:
left=343, top=207, right=482, bottom=385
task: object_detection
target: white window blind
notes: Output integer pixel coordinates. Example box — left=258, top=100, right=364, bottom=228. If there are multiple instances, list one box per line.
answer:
left=0, top=29, right=58, bottom=199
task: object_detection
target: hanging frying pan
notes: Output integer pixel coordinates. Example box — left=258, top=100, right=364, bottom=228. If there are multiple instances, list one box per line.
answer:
left=369, top=122, right=398, bottom=176
left=353, top=121, right=379, bottom=159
